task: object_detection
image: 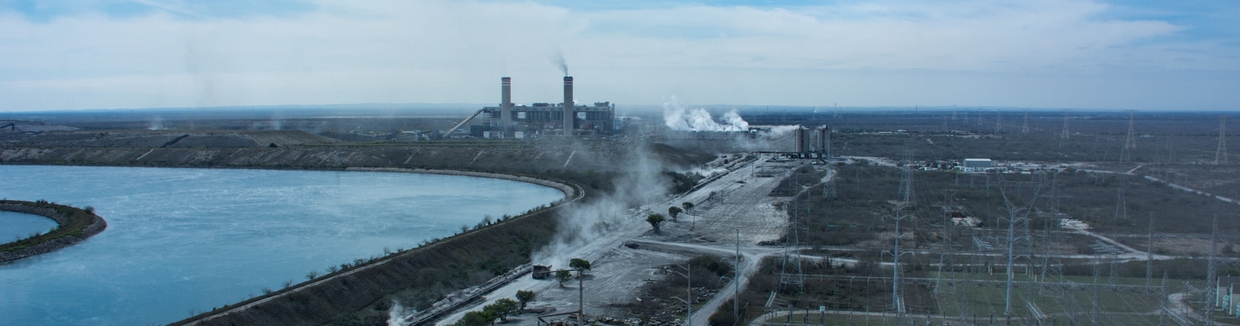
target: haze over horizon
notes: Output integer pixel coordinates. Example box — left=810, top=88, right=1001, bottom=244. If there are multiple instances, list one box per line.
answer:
left=1, top=0, right=1238, bottom=112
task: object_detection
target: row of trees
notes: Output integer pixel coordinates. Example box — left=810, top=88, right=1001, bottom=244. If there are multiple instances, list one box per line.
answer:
left=647, top=202, right=695, bottom=233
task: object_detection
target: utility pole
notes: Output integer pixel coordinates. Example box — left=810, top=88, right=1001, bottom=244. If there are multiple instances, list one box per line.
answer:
left=1206, top=213, right=1218, bottom=325
left=735, top=229, right=740, bottom=320
left=579, top=267, right=585, bottom=321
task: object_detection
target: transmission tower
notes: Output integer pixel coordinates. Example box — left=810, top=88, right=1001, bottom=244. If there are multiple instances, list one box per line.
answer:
left=998, top=175, right=1041, bottom=317
left=1042, top=172, right=1071, bottom=213
left=995, top=110, right=1003, bottom=134
left=1217, top=116, right=1228, bottom=165
left=898, top=150, right=917, bottom=206
left=823, top=175, right=837, bottom=198
left=1121, top=110, right=1137, bottom=162
left=1060, top=110, right=1071, bottom=148
left=1022, top=111, right=1030, bottom=134
left=780, top=175, right=806, bottom=292
left=883, top=205, right=915, bottom=314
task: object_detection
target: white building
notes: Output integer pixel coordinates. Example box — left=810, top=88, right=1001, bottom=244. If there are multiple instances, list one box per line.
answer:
left=961, top=158, right=993, bottom=172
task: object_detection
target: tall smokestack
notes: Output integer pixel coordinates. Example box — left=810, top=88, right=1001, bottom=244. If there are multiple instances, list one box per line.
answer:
left=501, top=77, right=511, bottom=136
left=563, top=76, right=573, bottom=135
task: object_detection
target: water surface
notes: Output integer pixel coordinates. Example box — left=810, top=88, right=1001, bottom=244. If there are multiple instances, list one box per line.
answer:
left=0, top=211, right=58, bottom=242
left=0, top=165, right=563, bottom=325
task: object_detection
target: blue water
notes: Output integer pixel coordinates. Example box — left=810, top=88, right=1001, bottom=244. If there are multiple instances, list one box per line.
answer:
left=0, top=165, right=564, bottom=325
left=0, top=211, right=58, bottom=242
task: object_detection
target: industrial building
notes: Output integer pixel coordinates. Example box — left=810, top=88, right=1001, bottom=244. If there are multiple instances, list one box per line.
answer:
left=961, top=158, right=994, bottom=172
left=448, top=76, right=616, bottom=138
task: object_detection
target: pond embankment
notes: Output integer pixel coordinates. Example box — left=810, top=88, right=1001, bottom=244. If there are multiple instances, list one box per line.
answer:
left=0, top=200, right=108, bottom=263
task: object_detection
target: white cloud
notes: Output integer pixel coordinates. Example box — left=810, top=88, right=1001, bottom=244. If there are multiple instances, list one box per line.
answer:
left=0, top=0, right=1236, bottom=111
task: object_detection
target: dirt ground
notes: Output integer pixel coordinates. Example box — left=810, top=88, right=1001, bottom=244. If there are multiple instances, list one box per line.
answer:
left=434, top=155, right=803, bottom=326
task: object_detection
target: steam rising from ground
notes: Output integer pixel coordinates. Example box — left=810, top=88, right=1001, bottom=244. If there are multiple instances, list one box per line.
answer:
left=663, top=97, right=749, bottom=132
left=387, top=300, right=413, bottom=326
left=531, top=141, right=670, bottom=268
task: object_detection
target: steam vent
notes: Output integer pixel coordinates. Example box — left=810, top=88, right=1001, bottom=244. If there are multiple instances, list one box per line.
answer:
left=470, top=76, right=615, bottom=138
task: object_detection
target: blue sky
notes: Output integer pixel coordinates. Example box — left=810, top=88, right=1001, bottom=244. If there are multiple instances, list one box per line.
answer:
left=0, top=0, right=1237, bottom=111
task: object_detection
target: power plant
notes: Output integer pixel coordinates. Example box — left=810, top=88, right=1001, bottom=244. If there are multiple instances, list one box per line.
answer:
left=448, top=76, right=616, bottom=138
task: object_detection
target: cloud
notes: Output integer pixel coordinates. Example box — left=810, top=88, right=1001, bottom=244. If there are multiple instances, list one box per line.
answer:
left=0, top=0, right=1236, bottom=111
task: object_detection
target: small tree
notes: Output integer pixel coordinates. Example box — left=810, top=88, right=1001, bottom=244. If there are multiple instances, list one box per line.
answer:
left=456, top=310, right=496, bottom=326
left=485, top=298, right=518, bottom=321
left=569, top=258, right=592, bottom=272
left=555, top=270, right=572, bottom=287
left=682, top=201, right=694, bottom=212
left=516, top=290, right=536, bottom=310
left=647, top=214, right=665, bottom=232
left=668, top=206, right=683, bottom=220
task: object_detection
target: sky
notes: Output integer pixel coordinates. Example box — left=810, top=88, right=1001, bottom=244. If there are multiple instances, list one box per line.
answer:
left=0, top=0, right=1237, bottom=112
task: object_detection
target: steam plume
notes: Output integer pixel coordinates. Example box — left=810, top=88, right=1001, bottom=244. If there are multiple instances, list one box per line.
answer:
left=663, top=97, right=749, bottom=131
left=531, top=141, right=670, bottom=269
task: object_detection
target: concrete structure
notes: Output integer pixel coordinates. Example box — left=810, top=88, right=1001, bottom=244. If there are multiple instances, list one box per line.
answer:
left=790, top=125, right=830, bottom=158
left=794, top=126, right=809, bottom=153
left=563, top=76, right=573, bottom=136
left=814, top=126, right=828, bottom=158
left=501, top=77, right=512, bottom=134
left=474, top=76, right=615, bottom=137
left=1218, top=276, right=1240, bottom=313
left=962, top=158, right=993, bottom=172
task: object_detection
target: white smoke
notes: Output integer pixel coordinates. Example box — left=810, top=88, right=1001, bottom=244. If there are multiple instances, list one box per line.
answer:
left=149, top=117, right=165, bottom=130
left=531, top=141, right=670, bottom=269
left=387, top=300, right=413, bottom=326
left=663, top=97, right=749, bottom=132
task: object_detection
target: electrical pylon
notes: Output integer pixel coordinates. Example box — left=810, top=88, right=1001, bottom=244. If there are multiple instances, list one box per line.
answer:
left=898, top=150, right=916, bottom=206
left=885, top=153, right=917, bottom=315
left=780, top=174, right=805, bottom=292
left=1022, top=111, right=1030, bottom=134
left=823, top=176, right=837, bottom=198
left=1060, top=110, right=1071, bottom=148
left=1217, top=116, right=1228, bottom=165
left=1121, top=110, right=1136, bottom=162
left=883, top=204, right=915, bottom=314
left=995, top=110, right=1003, bottom=134
left=998, top=175, right=1041, bottom=317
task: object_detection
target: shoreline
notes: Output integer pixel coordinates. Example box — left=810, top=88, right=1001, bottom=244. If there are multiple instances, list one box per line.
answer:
left=0, top=200, right=108, bottom=263
left=346, top=167, right=577, bottom=200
